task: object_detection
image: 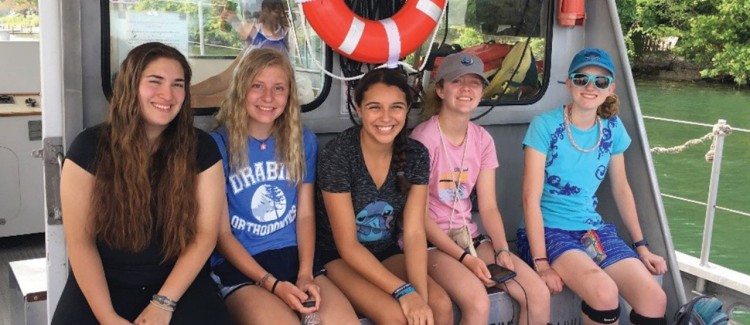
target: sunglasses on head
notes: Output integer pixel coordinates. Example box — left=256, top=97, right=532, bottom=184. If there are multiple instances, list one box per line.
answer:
left=569, top=73, right=613, bottom=90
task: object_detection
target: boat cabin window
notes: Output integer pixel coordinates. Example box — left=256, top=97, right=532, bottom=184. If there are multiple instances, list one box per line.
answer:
left=407, top=0, right=550, bottom=105
left=104, top=0, right=548, bottom=110
left=104, top=0, right=329, bottom=110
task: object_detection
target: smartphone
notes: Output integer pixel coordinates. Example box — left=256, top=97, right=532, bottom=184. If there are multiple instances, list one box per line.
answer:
left=487, top=263, right=516, bottom=283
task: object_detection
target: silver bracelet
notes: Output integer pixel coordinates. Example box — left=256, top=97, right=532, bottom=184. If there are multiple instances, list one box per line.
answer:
left=151, top=294, right=177, bottom=308
left=494, top=248, right=510, bottom=258
left=149, top=299, right=175, bottom=312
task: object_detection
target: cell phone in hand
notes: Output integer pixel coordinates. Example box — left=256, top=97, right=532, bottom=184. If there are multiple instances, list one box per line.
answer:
left=487, top=263, right=517, bottom=283
left=302, top=300, right=316, bottom=308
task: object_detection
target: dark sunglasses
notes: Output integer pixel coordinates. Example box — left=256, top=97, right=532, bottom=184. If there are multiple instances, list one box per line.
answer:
left=569, top=73, right=613, bottom=90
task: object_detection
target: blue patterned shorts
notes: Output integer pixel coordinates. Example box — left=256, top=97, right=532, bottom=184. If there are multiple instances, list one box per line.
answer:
left=516, top=223, right=638, bottom=269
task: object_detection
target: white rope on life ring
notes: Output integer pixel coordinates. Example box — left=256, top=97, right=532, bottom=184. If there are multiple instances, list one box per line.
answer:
left=299, top=0, right=445, bottom=68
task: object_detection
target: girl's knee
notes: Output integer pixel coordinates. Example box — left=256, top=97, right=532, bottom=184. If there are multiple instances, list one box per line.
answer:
left=650, top=286, right=667, bottom=307
left=521, top=277, right=551, bottom=306
left=641, top=286, right=667, bottom=314
left=460, top=293, right=490, bottom=319
left=584, top=276, right=620, bottom=309
left=527, top=285, right=551, bottom=308
left=429, top=292, right=454, bottom=325
left=372, top=312, right=407, bottom=325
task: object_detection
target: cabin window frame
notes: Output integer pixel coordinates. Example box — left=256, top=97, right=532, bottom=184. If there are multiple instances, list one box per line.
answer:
left=100, top=0, right=333, bottom=114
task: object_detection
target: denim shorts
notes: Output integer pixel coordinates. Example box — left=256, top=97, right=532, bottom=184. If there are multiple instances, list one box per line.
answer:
left=516, top=223, right=638, bottom=269
left=211, top=246, right=325, bottom=299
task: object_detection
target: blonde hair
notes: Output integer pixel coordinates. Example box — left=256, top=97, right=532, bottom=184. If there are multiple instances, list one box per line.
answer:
left=215, top=48, right=305, bottom=185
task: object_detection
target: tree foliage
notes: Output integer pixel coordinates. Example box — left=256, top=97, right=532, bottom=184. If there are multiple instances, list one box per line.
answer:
left=618, top=0, right=750, bottom=85
left=0, top=0, right=38, bottom=32
left=0, top=0, right=37, bottom=13
left=677, top=0, right=750, bottom=85
left=134, top=0, right=242, bottom=53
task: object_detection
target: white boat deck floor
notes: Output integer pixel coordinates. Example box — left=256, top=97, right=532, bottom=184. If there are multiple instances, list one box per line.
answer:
left=0, top=233, right=45, bottom=325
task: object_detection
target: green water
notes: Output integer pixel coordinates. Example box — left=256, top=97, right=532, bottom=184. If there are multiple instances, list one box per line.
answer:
left=635, top=79, right=750, bottom=275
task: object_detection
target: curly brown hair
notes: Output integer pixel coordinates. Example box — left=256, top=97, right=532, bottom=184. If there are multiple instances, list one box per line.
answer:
left=92, top=42, right=197, bottom=261
left=597, top=93, right=620, bottom=118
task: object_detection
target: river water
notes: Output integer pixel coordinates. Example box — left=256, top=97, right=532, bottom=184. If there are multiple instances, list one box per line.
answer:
left=635, top=79, right=750, bottom=275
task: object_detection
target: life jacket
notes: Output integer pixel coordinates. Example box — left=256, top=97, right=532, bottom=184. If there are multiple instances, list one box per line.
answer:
left=483, top=40, right=538, bottom=99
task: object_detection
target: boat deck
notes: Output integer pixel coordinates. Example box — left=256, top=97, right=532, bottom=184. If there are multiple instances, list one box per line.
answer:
left=0, top=233, right=45, bottom=325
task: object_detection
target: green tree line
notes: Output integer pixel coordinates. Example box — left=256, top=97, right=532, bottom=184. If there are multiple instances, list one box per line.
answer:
left=618, top=0, right=750, bottom=86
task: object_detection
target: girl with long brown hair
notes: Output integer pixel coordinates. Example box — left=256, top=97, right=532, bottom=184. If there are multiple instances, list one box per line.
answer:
left=52, top=42, right=230, bottom=325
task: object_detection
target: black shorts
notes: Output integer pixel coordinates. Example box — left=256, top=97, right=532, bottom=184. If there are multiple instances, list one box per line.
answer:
left=211, top=246, right=325, bottom=298
left=318, top=242, right=402, bottom=266
left=52, top=266, right=230, bottom=324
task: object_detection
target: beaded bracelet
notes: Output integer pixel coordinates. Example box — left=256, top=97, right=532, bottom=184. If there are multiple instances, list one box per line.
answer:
left=257, top=272, right=272, bottom=288
left=391, top=283, right=416, bottom=300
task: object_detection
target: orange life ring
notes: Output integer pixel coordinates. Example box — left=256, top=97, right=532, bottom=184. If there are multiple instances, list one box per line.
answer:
left=302, top=0, right=445, bottom=65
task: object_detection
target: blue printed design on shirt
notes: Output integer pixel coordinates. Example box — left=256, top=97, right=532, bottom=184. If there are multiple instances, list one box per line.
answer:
left=355, top=201, right=394, bottom=242
left=546, top=123, right=566, bottom=167
left=583, top=215, right=604, bottom=228
left=251, top=184, right=287, bottom=222
left=595, top=165, right=607, bottom=181
left=547, top=174, right=581, bottom=196
left=598, top=116, right=618, bottom=158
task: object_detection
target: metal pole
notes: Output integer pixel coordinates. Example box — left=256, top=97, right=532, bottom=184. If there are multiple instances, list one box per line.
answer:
left=695, top=119, right=727, bottom=293
left=198, top=0, right=205, bottom=55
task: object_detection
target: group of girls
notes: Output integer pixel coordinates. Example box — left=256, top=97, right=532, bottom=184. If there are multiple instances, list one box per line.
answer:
left=54, top=40, right=668, bottom=325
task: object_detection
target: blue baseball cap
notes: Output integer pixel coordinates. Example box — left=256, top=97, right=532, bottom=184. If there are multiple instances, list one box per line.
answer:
left=568, top=48, right=615, bottom=77
left=435, top=52, right=489, bottom=86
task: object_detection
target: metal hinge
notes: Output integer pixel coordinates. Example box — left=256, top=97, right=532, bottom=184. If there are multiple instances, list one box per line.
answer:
left=42, top=137, right=64, bottom=225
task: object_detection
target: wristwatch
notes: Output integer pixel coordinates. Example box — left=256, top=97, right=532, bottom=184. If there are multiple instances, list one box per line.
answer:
left=632, top=239, right=649, bottom=249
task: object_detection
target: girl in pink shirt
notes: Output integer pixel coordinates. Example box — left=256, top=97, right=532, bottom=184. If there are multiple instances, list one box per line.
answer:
left=411, top=52, right=550, bottom=325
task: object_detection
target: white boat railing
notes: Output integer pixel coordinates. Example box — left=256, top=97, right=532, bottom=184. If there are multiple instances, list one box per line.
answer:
left=645, top=116, right=750, bottom=316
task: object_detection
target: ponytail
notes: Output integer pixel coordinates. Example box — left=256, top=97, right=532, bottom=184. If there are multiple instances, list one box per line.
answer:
left=420, top=82, right=443, bottom=121
left=597, top=93, right=619, bottom=119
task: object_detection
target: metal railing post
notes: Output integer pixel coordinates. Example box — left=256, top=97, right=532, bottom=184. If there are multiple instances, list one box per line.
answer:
left=695, top=119, right=728, bottom=293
